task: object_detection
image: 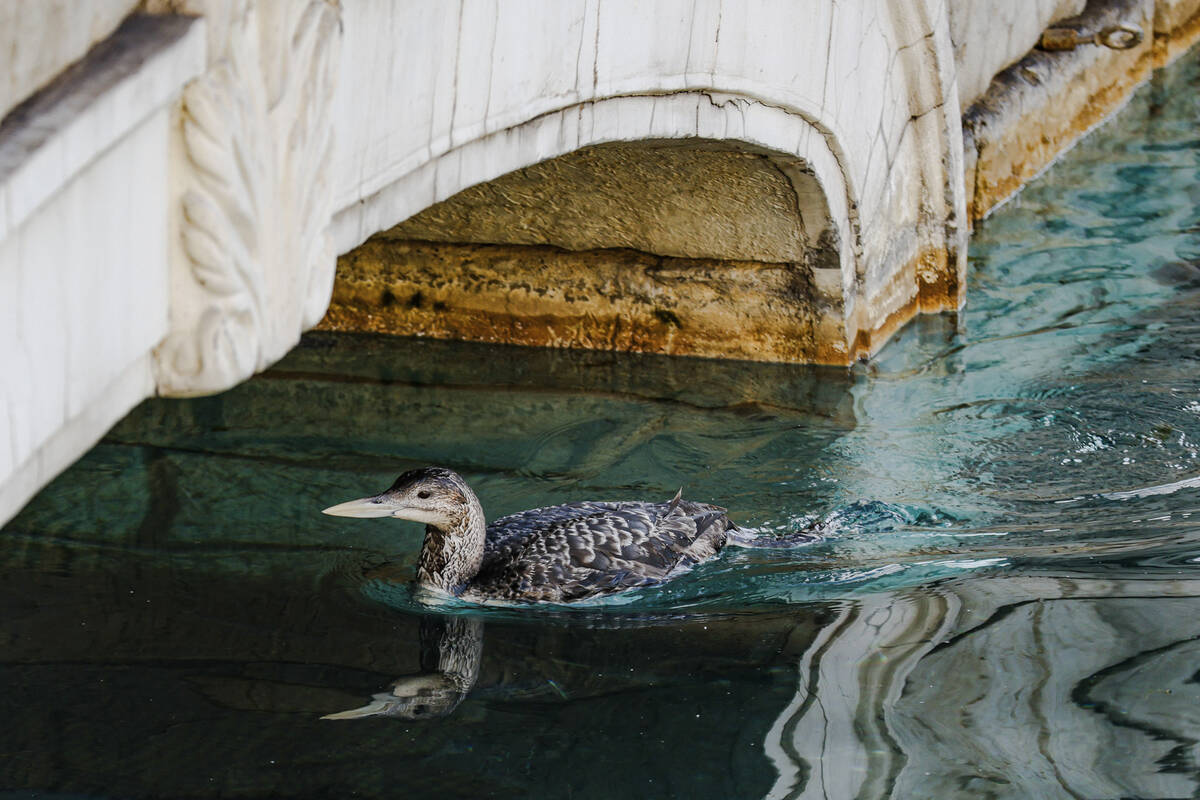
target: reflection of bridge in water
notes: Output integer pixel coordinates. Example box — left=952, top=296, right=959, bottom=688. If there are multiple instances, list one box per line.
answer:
left=766, top=574, right=1200, bottom=799
left=224, top=566, right=1200, bottom=798
left=333, top=572, right=1200, bottom=798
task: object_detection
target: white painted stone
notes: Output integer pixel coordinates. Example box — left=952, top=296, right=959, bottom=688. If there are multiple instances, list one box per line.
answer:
left=0, top=16, right=204, bottom=243
left=0, top=16, right=202, bottom=524
left=0, top=0, right=140, bottom=121
left=0, top=356, right=155, bottom=527
left=0, top=108, right=176, bottom=524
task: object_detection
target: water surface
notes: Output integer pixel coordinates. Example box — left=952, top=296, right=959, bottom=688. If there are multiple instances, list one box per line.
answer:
left=5, top=51, right=1200, bottom=800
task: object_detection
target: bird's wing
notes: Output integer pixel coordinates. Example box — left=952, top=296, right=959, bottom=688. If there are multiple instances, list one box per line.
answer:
left=484, top=501, right=615, bottom=553
left=475, top=503, right=728, bottom=601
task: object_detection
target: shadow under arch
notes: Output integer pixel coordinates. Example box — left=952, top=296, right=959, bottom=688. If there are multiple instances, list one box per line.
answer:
left=332, top=90, right=859, bottom=275
left=324, top=91, right=875, bottom=364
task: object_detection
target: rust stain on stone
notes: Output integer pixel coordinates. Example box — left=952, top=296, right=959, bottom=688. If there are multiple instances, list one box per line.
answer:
left=915, top=247, right=962, bottom=313
left=316, top=238, right=961, bottom=366
left=969, top=55, right=1154, bottom=220
left=963, top=1, right=1181, bottom=223
left=845, top=246, right=958, bottom=362
left=1154, top=8, right=1200, bottom=67
left=851, top=293, right=922, bottom=362
left=317, top=240, right=830, bottom=363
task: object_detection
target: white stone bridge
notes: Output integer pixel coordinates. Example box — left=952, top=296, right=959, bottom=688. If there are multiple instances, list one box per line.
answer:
left=2, top=0, right=1198, bottom=521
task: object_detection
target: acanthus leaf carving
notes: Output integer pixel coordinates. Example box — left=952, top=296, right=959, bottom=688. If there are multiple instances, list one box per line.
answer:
left=155, top=0, right=342, bottom=397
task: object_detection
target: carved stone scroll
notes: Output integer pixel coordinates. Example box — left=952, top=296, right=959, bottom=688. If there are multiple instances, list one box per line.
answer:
left=154, top=0, right=341, bottom=396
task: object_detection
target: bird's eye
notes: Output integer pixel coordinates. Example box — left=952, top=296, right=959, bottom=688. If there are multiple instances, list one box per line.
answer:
left=417, top=490, right=430, bottom=499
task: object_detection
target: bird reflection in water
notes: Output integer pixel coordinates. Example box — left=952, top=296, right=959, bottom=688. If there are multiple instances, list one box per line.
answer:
left=322, top=616, right=483, bottom=720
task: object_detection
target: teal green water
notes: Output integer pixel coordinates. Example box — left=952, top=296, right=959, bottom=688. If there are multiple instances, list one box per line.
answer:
left=6, top=52, right=1200, bottom=800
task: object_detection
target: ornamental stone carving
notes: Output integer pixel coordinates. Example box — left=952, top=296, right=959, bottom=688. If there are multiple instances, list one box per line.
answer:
left=153, top=0, right=342, bottom=396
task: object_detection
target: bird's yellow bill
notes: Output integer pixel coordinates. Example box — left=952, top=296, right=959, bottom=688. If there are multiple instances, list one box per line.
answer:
left=321, top=496, right=393, bottom=518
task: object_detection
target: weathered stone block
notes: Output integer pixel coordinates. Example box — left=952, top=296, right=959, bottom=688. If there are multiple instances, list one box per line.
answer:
left=0, top=0, right=139, bottom=121
left=0, top=15, right=202, bottom=524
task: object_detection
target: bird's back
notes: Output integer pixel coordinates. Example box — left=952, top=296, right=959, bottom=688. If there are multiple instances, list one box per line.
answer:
left=469, top=496, right=732, bottom=602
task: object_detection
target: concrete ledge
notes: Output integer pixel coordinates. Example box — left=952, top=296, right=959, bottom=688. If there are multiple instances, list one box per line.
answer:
left=964, top=0, right=1157, bottom=221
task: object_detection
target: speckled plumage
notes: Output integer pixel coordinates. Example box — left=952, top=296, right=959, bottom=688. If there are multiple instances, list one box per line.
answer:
left=472, top=498, right=730, bottom=602
left=324, top=467, right=734, bottom=603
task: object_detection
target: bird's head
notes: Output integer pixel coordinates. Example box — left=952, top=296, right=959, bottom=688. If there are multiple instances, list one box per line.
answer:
left=322, top=467, right=475, bottom=528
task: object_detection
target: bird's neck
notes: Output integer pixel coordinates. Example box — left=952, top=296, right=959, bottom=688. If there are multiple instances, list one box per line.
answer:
left=416, top=493, right=486, bottom=594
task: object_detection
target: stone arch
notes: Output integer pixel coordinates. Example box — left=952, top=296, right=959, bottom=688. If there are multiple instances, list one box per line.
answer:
left=327, top=91, right=863, bottom=363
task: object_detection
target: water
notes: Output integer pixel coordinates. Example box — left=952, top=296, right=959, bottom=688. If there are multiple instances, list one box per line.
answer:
left=5, top=53, right=1200, bottom=800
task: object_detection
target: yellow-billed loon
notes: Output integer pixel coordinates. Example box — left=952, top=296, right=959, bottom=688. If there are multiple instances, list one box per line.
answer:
left=322, top=466, right=733, bottom=603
